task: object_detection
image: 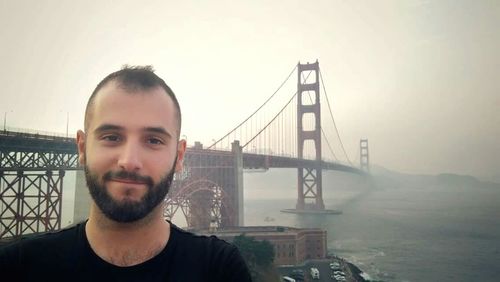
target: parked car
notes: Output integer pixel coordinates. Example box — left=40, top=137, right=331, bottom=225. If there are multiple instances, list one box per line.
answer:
left=331, top=274, right=346, bottom=281
left=332, top=272, right=346, bottom=281
left=332, top=275, right=346, bottom=281
left=334, top=270, right=345, bottom=277
left=290, top=269, right=305, bottom=281
left=330, top=262, right=342, bottom=270
left=310, top=267, right=320, bottom=280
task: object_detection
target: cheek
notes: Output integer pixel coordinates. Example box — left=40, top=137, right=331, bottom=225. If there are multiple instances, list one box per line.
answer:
left=145, top=152, right=176, bottom=176
left=84, top=147, right=116, bottom=172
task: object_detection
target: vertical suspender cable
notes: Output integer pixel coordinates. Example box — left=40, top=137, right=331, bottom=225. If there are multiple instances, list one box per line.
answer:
left=208, top=65, right=297, bottom=149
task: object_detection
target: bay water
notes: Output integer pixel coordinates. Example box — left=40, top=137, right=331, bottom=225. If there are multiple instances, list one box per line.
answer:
left=243, top=169, right=500, bottom=282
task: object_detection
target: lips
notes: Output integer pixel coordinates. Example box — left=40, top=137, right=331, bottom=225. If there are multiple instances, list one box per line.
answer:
left=103, top=170, right=154, bottom=187
left=110, top=178, right=148, bottom=185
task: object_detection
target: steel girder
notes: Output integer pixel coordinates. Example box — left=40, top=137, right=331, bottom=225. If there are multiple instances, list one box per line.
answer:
left=0, top=170, right=63, bottom=238
left=0, top=151, right=79, bottom=171
left=164, top=149, right=237, bottom=229
left=0, top=132, right=75, bottom=239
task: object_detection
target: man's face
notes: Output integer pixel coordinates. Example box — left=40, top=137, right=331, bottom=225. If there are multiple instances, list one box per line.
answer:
left=76, top=82, right=186, bottom=222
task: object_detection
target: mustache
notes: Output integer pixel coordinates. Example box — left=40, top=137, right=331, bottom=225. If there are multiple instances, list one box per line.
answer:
left=102, top=170, right=154, bottom=186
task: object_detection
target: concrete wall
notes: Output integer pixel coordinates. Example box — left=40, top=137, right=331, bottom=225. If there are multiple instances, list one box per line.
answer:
left=232, top=141, right=244, bottom=226
left=73, top=170, right=91, bottom=223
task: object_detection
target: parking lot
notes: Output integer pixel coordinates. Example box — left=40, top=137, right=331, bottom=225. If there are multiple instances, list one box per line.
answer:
left=277, top=258, right=353, bottom=282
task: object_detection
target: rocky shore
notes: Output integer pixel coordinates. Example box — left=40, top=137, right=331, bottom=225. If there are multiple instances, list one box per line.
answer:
left=346, top=261, right=370, bottom=282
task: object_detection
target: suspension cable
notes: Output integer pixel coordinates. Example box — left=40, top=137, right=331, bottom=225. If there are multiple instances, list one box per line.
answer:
left=208, top=64, right=298, bottom=149
left=300, top=72, right=339, bottom=161
left=243, top=70, right=313, bottom=149
left=243, top=92, right=297, bottom=149
left=319, top=67, right=353, bottom=165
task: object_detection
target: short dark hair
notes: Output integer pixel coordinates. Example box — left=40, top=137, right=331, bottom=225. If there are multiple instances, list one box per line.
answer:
left=84, top=65, right=181, bottom=133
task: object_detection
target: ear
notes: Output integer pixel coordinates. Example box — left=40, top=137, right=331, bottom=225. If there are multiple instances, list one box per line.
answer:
left=76, top=130, right=86, bottom=166
left=175, top=139, right=187, bottom=172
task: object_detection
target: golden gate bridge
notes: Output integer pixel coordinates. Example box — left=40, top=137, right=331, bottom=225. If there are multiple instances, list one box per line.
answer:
left=0, top=61, right=370, bottom=239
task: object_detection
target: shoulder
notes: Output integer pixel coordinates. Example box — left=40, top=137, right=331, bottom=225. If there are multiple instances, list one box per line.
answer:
left=1, top=222, right=81, bottom=250
left=170, top=223, right=238, bottom=256
left=169, top=223, right=252, bottom=281
left=170, top=223, right=236, bottom=250
left=0, top=222, right=83, bottom=268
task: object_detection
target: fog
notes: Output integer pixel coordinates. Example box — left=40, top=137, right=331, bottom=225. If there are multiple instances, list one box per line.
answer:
left=1, top=2, right=499, bottom=280
left=0, top=0, right=498, bottom=182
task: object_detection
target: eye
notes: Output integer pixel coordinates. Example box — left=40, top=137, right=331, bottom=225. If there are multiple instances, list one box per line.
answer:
left=101, top=134, right=121, bottom=142
left=146, top=137, right=164, bottom=145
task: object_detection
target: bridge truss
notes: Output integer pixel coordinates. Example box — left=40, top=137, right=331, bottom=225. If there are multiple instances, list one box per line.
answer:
left=0, top=131, right=242, bottom=239
left=0, top=131, right=77, bottom=238
left=164, top=142, right=241, bottom=229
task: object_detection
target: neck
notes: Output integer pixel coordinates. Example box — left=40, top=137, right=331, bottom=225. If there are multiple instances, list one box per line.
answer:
left=86, top=203, right=170, bottom=267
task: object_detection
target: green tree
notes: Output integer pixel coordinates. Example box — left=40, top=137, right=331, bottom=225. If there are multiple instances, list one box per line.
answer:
left=233, top=234, right=277, bottom=282
left=254, top=239, right=274, bottom=266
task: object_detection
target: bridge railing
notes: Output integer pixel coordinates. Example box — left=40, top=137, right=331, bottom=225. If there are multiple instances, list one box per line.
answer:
left=254, top=150, right=351, bottom=165
left=1, top=127, right=74, bottom=141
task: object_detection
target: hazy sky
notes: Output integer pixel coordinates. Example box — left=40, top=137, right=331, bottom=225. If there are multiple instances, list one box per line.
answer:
left=0, top=0, right=498, bottom=181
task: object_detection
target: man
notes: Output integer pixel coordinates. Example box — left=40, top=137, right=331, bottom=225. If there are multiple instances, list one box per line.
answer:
left=0, top=66, right=252, bottom=281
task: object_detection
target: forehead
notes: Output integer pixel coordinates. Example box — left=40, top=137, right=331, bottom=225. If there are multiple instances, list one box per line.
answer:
left=88, top=82, right=178, bottom=135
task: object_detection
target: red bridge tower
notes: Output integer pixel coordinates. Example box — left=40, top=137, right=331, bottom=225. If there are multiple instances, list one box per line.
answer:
left=296, top=61, right=325, bottom=211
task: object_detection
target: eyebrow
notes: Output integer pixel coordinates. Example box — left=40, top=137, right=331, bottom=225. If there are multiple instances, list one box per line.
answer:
left=93, top=124, right=123, bottom=134
left=143, top=126, right=173, bottom=139
left=93, top=124, right=173, bottom=139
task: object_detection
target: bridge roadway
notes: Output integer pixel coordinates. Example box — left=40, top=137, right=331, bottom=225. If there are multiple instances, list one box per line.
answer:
left=0, top=130, right=364, bottom=175
left=0, top=130, right=365, bottom=237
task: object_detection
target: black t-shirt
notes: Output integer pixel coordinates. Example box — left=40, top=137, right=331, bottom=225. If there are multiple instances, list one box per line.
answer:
left=0, top=221, right=252, bottom=282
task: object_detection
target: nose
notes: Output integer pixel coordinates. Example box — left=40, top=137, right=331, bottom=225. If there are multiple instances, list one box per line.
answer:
left=117, top=141, right=143, bottom=172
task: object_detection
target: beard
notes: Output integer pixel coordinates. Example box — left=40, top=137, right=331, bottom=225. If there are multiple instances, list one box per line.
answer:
left=84, top=159, right=176, bottom=223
